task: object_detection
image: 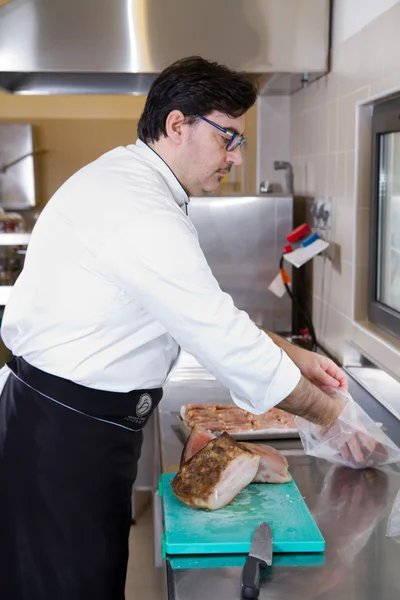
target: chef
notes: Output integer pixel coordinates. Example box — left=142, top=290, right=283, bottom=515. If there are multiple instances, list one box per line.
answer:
left=0, top=56, right=349, bottom=600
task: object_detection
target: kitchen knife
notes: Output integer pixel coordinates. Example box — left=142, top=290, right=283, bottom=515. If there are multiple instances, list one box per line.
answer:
left=241, top=521, right=273, bottom=599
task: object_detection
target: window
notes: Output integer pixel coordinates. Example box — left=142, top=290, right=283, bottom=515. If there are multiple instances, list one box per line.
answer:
left=369, top=97, right=400, bottom=338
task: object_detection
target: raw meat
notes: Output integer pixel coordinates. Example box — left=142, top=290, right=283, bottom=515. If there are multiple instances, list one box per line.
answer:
left=222, top=422, right=255, bottom=432
left=185, top=404, right=216, bottom=412
left=251, top=407, right=296, bottom=431
left=215, top=406, right=252, bottom=423
left=185, top=405, right=217, bottom=419
left=181, top=403, right=297, bottom=434
left=171, top=433, right=260, bottom=510
left=180, top=425, right=215, bottom=467
left=239, top=442, right=292, bottom=483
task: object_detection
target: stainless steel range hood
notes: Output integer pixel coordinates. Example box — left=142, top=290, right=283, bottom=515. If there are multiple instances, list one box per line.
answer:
left=0, top=0, right=330, bottom=95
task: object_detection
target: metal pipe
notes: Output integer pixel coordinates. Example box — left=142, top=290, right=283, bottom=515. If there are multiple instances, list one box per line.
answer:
left=273, top=160, right=294, bottom=195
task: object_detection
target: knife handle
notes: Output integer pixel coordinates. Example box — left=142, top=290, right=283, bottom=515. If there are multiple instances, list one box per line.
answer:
left=241, top=555, right=266, bottom=598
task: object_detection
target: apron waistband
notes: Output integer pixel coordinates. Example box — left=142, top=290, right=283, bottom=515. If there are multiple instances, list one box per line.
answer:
left=6, top=356, right=163, bottom=418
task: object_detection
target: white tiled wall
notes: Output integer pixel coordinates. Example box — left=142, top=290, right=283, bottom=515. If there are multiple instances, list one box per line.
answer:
left=332, top=0, right=400, bottom=46
left=288, top=1, right=400, bottom=374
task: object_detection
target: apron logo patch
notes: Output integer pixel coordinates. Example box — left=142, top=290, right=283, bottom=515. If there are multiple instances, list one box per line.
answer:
left=136, top=393, right=152, bottom=417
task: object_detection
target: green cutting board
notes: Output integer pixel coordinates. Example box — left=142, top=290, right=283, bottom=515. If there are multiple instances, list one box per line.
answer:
left=168, top=552, right=326, bottom=570
left=160, top=473, right=325, bottom=557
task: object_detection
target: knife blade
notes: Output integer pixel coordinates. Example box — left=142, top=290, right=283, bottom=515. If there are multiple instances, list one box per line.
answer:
left=241, top=522, right=273, bottom=599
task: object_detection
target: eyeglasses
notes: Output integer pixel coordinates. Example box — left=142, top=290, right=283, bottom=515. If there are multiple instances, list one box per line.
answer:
left=194, top=114, right=247, bottom=151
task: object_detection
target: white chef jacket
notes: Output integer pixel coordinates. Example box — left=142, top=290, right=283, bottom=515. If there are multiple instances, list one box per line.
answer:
left=1, top=139, right=301, bottom=414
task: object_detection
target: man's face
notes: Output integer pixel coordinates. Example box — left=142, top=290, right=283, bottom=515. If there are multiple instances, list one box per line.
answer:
left=180, top=111, right=245, bottom=196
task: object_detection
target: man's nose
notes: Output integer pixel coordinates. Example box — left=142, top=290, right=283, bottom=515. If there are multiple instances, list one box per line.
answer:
left=226, top=146, right=243, bottom=167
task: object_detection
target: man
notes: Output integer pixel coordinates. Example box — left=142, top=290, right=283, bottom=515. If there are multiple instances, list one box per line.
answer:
left=0, top=56, right=347, bottom=599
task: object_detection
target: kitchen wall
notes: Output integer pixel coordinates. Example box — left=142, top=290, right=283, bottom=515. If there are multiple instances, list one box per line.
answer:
left=332, top=0, right=400, bottom=46
left=257, top=96, right=291, bottom=193
left=0, top=94, right=146, bottom=207
left=290, top=0, right=400, bottom=376
left=31, top=119, right=141, bottom=207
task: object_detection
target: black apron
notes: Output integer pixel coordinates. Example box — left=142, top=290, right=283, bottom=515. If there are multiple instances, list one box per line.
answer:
left=0, top=356, right=162, bottom=600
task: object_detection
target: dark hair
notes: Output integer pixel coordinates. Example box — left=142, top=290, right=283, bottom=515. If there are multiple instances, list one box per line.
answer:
left=137, top=56, right=258, bottom=143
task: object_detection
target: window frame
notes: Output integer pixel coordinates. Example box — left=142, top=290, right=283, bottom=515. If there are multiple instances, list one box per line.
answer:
left=369, top=96, right=400, bottom=338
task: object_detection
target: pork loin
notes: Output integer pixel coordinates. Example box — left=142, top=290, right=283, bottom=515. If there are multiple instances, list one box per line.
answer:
left=180, top=426, right=291, bottom=484
left=171, top=433, right=260, bottom=510
left=239, top=442, right=292, bottom=483
left=180, top=425, right=215, bottom=467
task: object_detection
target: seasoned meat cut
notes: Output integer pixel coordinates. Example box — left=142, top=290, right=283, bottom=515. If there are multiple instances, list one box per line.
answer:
left=239, top=442, right=291, bottom=483
left=179, top=425, right=291, bottom=484
left=180, top=425, right=215, bottom=467
left=171, top=433, right=260, bottom=510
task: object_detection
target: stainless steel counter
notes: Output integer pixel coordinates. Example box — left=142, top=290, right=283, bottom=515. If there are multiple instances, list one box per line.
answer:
left=157, top=356, right=400, bottom=600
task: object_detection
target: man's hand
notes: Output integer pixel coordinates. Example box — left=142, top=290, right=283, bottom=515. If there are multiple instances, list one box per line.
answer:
left=289, top=349, right=348, bottom=391
left=264, top=331, right=348, bottom=391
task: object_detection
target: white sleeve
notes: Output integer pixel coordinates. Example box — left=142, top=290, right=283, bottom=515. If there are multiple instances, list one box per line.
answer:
left=99, top=210, right=301, bottom=414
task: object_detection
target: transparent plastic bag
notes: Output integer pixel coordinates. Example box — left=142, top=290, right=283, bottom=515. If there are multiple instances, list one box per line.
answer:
left=296, top=386, right=400, bottom=469
left=387, top=489, right=400, bottom=537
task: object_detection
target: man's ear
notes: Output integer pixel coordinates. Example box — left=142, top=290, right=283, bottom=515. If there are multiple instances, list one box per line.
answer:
left=164, top=110, right=188, bottom=146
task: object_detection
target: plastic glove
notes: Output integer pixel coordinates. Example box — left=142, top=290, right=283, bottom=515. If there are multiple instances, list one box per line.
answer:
left=296, top=386, right=400, bottom=469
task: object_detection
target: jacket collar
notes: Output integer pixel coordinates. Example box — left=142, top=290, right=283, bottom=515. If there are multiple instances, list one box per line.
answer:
left=133, top=139, right=189, bottom=209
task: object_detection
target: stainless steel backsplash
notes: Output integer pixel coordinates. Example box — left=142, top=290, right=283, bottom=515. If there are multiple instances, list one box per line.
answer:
left=188, top=195, right=293, bottom=333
